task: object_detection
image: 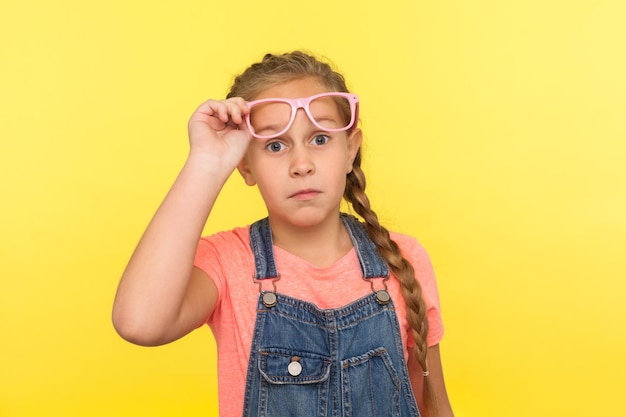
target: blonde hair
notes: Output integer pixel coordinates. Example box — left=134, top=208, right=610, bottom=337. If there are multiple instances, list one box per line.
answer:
left=228, top=51, right=436, bottom=416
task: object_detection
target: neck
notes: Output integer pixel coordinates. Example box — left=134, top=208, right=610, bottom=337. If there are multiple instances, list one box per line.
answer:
left=268, top=213, right=353, bottom=268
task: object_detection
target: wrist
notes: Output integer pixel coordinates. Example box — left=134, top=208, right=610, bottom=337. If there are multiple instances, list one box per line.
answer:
left=183, top=151, right=237, bottom=184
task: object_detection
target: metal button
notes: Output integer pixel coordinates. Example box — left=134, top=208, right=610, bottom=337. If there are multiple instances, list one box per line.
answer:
left=288, top=358, right=302, bottom=377
left=375, top=290, right=391, bottom=305
left=262, top=292, right=277, bottom=308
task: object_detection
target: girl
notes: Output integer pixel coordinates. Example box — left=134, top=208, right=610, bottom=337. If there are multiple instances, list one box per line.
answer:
left=113, top=51, right=454, bottom=417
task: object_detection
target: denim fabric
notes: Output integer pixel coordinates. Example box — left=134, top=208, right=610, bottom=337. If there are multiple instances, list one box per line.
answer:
left=243, top=214, right=420, bottom=417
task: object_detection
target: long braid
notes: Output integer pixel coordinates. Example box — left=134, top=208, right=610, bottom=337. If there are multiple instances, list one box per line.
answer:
left=345, top=150, right=438, bottom=417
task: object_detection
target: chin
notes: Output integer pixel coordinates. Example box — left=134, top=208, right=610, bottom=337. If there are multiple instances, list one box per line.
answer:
left=272, top=207, right=336, bottom=229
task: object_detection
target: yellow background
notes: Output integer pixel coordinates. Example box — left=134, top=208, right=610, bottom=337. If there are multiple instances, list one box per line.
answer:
left=1, top=0, right=625, bottom=416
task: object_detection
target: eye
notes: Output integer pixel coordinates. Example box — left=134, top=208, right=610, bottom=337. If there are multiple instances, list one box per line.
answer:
left=266, top=141, right=286, bottom=153
left=311, top=134, right=330, bottom=146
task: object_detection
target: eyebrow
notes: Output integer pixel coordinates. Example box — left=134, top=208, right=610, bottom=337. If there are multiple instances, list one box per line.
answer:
left=253, top=122, right=284, bottom=135
left=314, top=117, right=341, bottom=128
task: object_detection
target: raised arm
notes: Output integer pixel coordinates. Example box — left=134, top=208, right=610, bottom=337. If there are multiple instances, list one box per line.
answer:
left=112, top=98, right=251, bottom=346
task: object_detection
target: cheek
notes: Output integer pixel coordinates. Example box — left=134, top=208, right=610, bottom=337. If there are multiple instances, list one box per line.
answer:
left=253, top=171, right=277, bottom=192
left=245, top=151, right=273, bottom=179
left=330, top=163, right=350, bottom=191
left=339, top=150, right=354, bottom=173
left=251, top=166, right=285, bottom=198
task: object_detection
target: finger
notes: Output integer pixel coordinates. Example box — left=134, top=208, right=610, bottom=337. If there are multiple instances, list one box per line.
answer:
left=191, top=100, right=222, bottom=122
left=214, top=102, right=232, bottom=124
left=189, top=101, right=227, bottom=133
left=191, top=98, right=249, bottom=132
left=201, top=103, right=235, bottom=132
left=223, top=97, right=249, bottom=125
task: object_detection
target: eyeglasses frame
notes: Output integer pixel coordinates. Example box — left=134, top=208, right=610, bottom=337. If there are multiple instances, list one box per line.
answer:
left=245, top=92, right=359, bottom=139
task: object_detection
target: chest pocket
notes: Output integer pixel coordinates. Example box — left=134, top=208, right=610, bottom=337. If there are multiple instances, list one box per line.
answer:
left=340, top=347, right=402, bottom=417
left=257, top=349, right=331, bottom=417
left=259, top=349, right=331, bottom=383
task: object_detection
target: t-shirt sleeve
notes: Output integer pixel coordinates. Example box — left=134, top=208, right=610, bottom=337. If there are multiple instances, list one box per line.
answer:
left=192, top=227, right=252, bottom=321
left=194, top=237, right=225, bottom=292
left=393, top=233, right=445, bottom=347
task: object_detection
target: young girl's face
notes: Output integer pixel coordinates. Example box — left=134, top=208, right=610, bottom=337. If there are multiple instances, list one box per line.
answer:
left=237, top=77, right=362, bottom=229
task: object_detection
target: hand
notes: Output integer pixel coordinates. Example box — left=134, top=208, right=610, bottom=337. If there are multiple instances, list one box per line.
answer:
left=187, top=97, right=252, bottom=173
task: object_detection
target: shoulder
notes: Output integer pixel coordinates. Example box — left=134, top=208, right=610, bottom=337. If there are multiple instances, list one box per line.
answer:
left=389, top=231, right=432, bottom=267
left=194, top=224, right=257, bottom=297
left=388, top=230, right=439, bottom=291
left=195, top=225, right=252, bottom=271
left=198, top=225, right=251, bottom=252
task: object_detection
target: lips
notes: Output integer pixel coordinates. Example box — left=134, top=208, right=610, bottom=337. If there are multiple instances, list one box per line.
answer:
left=289, top=189, right=321, bottom=200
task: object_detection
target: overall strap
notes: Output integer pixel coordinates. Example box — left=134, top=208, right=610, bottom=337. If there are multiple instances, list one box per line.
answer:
left=249, top=217, right=279, bottom=280
left=340, top=213, right=389, bottom=279
left=249, top=214, right=389, bottom=280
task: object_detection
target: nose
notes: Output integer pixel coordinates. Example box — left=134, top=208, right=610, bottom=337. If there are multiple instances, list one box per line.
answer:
left=288, top=110, right=316, bottom=177
left=289, top=143, right=315, bottom=177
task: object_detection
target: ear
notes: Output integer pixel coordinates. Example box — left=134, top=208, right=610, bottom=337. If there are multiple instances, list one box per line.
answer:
left=345, top=128, right=363, bottom=173
left=237, top=156, right=257, bottom=186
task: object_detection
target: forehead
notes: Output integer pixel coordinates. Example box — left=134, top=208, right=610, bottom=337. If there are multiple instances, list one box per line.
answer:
left=253, top=77, right=332, bottom=100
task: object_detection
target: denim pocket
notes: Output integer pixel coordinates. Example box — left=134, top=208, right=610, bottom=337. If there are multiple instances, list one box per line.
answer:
left=341, top=347, right=401, bottom=417
left=257, top=349, right=331, bottom=416
left=259, top=349, right=331, bottom=383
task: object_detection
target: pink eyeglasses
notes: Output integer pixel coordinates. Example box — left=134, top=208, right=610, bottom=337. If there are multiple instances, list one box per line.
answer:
left=245, top=92, right=359, bottom=139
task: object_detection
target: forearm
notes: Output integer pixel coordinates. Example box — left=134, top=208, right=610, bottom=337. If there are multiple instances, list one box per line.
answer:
left=408, top=344, right=455, bottom=417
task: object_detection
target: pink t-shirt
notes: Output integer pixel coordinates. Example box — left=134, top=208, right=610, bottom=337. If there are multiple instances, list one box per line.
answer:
left=194, top=225, right=443, bottom=417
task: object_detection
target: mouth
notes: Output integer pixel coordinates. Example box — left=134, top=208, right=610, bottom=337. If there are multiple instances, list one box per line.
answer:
left=289, top=189, right=322, bottom=200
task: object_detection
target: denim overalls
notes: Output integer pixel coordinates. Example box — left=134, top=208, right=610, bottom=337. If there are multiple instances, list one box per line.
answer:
left=242, top=213, right=421, bottom=417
